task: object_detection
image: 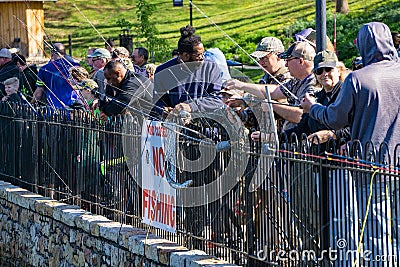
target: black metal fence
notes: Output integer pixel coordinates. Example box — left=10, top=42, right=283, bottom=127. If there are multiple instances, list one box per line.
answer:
left=0, top=102, right=399, bottom=266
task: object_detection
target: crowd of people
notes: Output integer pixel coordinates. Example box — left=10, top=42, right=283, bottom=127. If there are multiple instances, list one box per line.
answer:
left=1, top=23, right=399, bottom=142
left=1, top=21, right=400, bottom=264
left=0, top=40, right=155, bottom=119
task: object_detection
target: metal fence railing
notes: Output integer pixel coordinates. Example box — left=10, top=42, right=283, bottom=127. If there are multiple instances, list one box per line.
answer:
left=0, top=102, right=398, bottom=266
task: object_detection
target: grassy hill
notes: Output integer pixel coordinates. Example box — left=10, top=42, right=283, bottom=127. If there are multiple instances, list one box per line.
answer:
left=43, top=0, right=400, bottom=75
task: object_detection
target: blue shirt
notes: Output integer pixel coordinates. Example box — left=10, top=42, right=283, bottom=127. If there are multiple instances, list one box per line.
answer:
left=36, top=58, right=80, bottom=109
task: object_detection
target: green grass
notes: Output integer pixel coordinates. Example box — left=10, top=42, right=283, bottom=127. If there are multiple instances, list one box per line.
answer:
left=43, top=0, right=400, bottom=68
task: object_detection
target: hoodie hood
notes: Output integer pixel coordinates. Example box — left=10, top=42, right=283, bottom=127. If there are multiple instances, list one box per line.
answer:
left=357, top=22, right=398, bottom=66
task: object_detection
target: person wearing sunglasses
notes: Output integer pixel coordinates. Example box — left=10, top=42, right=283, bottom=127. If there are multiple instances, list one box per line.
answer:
left=302, top=23, right=400, bottom=263
left=285, top=50, right=350, bottom=144
left=88, top=48, right=112, bottom=99
left=284, top=50, right=358, bottom=264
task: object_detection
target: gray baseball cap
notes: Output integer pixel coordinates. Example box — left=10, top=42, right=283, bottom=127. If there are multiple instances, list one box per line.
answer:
left=250, top=37, right=285, bottom=58
left=279, top=41, right=316, bottom=61
left=88, top=48, right=111, bottom=59
left=0, top=48, right=12, bottom=59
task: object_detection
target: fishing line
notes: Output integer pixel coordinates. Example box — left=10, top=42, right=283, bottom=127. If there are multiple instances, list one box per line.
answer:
left=74, top=4, right=225, bottom=141
left=13, top=16, right=91, bottom=110
left=190, top=2, right=299, bottom=103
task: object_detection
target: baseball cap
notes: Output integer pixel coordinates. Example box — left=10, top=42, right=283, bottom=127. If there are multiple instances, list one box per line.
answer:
left=250, top=37, right=284, bottom=58
left=0, top=48, right=12, bottom=59
left=294, top=28, right=315, bottom=42
left=279, top=41, right=316, bottom=61
left=9, top=48, right=20, bottom=54
left=113, top=47, right=130, bottom=57
left=313, top=50, right=338, bottom=71
left=89, top=48, right=111, bottom=59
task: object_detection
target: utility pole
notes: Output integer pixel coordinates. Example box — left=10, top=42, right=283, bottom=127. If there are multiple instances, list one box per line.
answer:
left=316, top=3, right=329, bottom=265
left=189, top=0, right=193, bottom=26
left=316, top=0, right=327, bottom=52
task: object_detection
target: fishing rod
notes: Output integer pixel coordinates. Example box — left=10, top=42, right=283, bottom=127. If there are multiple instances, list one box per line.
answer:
left=73, top=6, right=238, bottom=191
left=74, top=4, right=239, bottom=148
left=88, top=85, right=219, bottom=146
left=76, top=2, right=225, bottom=129
left=14, top=9, right=108, bottom=112
left=0, top=35, right=47, bottom=107
left=15, top=14, right=148, bottom=122
left=19, top=92, right=39, bottom=116
left=190, top=2, right=300, bottom=105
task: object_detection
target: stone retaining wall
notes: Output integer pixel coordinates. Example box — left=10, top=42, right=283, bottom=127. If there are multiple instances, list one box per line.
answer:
left=0, top=181, right=238, bottom=266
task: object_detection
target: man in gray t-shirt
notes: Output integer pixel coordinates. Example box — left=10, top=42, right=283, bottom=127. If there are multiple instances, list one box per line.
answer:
left=226, top=41, right=317, bottom=131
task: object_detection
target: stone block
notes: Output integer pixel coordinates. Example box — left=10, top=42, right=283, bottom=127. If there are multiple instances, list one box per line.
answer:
left=16, top=192, right=44, bottom=210
left=117, top=227, right=146, bottom=248
left=0, top=184, right=20, bottom=200
left=141, top=235, right=173, bottom=263
left=78, top=250, right=85, bottom=266
left=53, top=205, right=87, bottom=227
left=157, top=243, right=188, bottom=265
left=170, top=250, right=208, bottom=267
left=41, top=222, right=51, bottom=237
left=76, top=214, right=110, bottom=234
left=128, top=234, right=147, bottom=255
left=34, top=199, right=60, bottom=217
left=98, top=221, right=129, bottom=243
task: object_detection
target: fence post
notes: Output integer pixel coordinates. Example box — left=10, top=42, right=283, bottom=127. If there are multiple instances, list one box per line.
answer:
left=68, top=34, right=72, bottom=56
left=320, top=158, right=330, bottom=266
left=119, top=30, right=133, bottom=54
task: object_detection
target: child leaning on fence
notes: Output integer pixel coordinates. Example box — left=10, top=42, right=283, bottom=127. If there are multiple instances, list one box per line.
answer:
left=1, top=77, right=22, bottom=103
left=68, top=66, right=101, bottom=115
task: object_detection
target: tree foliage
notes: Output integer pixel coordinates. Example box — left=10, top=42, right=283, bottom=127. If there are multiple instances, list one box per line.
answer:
left=135, top=0, right=171, bottom=62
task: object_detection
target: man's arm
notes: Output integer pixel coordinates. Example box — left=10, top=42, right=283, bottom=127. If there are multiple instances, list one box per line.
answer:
left=101, top=82, right=134, bottom=116
left=186, top=96, right=223, bottom=113
left=225, top=79, right=285, bottom=100
left=31, top=86, right=44, bottom=104
left=270, top=102, right=303, bottom=123
left=301, top=79, right=354, bottom=130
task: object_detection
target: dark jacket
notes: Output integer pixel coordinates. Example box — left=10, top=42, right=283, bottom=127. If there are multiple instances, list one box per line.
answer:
left=101, top=69, right=152, bottom=116
left=0, top=61, right=21, bottom=96
left=21, top=65, right=38, bottom=100
left=285, top=81, right=350, bottom=142
left=309, top=22, right=400, bottom=154
left=2, top=93, right=22, bottom=103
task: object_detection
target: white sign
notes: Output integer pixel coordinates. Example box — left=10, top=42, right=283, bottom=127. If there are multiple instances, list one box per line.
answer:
left=141, top=120, right=176, bottom=233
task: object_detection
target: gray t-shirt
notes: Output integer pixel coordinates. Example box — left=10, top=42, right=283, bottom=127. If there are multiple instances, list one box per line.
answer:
left=93, top=68, right=106, bottom=99
left=279, top=73, right=318, bottom=131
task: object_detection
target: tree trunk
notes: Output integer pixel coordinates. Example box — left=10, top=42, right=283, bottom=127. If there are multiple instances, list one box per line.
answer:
left=336, top=0, right=349, bottom=14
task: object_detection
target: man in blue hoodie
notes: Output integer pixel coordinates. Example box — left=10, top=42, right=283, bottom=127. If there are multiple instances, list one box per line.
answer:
left=302, top=22, right=399, bottom=265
